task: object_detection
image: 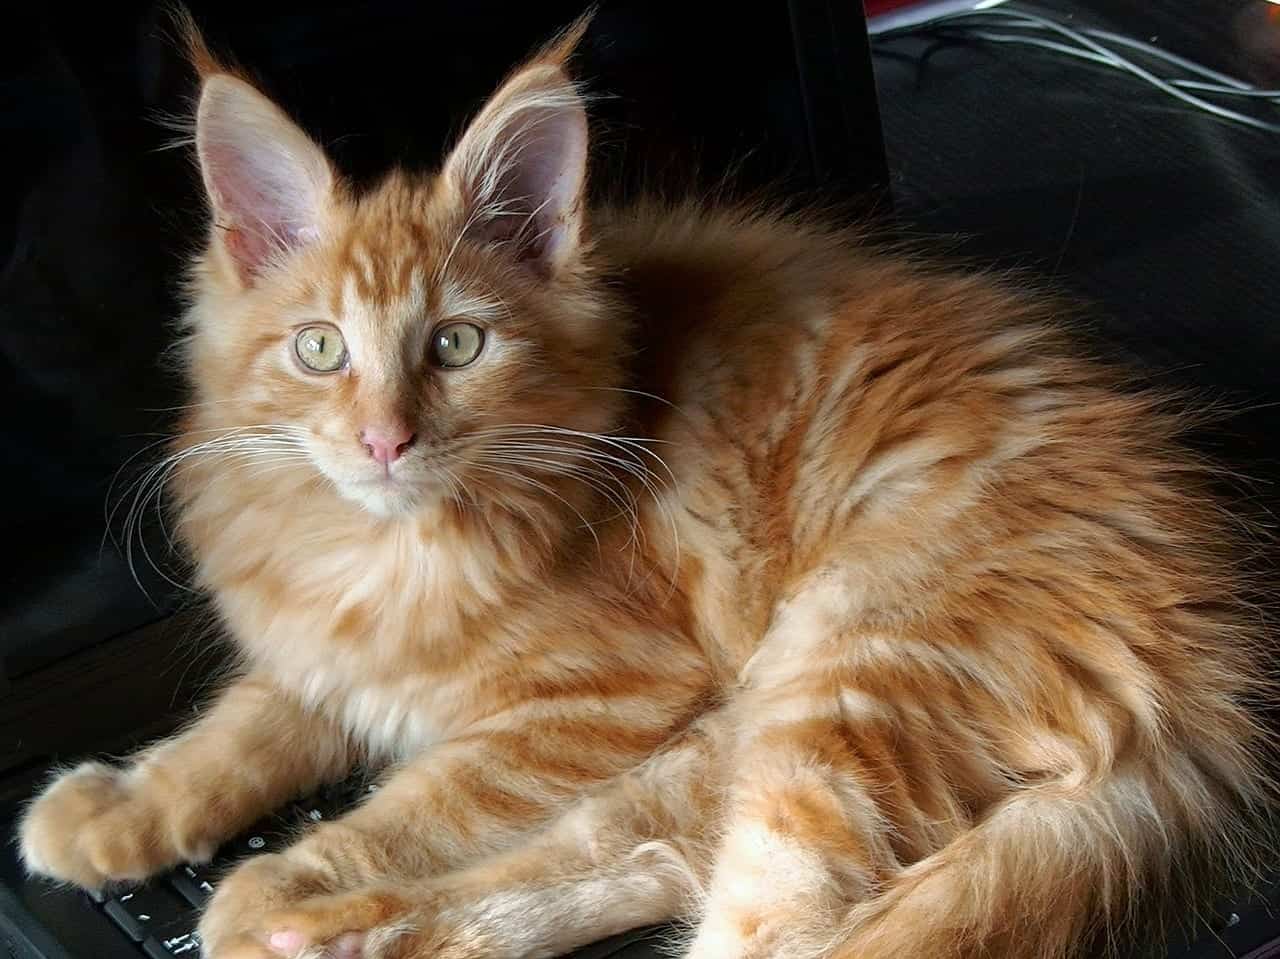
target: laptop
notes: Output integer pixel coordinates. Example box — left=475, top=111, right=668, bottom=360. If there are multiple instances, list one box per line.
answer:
left=0, top=2, right=885, bottom=957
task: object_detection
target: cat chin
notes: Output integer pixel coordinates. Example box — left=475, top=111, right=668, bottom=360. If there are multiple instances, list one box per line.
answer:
left=336, top=479, right=427, bottom=519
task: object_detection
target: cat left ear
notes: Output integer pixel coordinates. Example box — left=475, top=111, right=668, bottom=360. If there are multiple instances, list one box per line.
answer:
left=442, top=20, right=590, bottom=276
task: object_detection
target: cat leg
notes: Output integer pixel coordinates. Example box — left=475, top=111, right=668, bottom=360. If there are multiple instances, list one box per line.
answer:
left=19, top=673, right=353, bottom=889
left=677, top=575, right=948, bottom=959
left=681, top=695, right=902, bottom=959
left=200, top=671, right=707, bottom=957
left=678, top=673, right=1163, bottom=958
left=241, top=721, right=726, bottom=959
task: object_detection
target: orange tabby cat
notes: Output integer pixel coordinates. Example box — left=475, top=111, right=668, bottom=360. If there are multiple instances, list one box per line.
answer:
left=19, top=16, right=1276, bottom=959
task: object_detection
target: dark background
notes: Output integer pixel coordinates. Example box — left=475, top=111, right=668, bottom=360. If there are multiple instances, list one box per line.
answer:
left=880, top=0, right=1280, bottom=403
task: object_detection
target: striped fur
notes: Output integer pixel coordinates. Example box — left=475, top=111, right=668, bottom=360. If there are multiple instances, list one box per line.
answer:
left=19, top=17, right=1276, bottom=959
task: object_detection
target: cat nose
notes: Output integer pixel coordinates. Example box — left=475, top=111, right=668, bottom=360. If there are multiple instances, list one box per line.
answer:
left=359, top=423, right=416, bottom=465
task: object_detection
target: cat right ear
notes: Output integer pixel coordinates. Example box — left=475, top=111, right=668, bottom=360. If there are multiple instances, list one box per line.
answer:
left=193, top=65, right=335, bottom=286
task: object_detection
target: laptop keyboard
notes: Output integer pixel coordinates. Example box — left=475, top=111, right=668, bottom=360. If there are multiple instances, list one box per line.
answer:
left=86, top=778, right=383, bottom=957
left=29, top=772, right=1280, bottom=959
left=70, top=778, right=666, bottom=959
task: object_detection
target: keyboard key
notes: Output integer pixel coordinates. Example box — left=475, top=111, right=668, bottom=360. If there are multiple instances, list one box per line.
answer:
left=168, top=863, right=218, bottom=907
left=103, top=885, right=191, bottom=942
left=222, top=816, right=294, bottom=860
left=166, top=810, right=304, bottom=909
left=291, top=795, right=335, bottom=825
left=142, top=919, right=203, bottom=958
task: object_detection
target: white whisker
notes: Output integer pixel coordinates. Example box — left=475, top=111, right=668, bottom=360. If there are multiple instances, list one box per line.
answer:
left=469, top=463, right=602, bottom=557
left=105, top=424, right=313, bottom=602
left=453, top=421, right=683, bottom=599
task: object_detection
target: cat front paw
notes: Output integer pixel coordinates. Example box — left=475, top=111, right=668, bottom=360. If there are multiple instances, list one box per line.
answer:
left=200, top=826, right=470, bottom=958
left=199, top=851, right=334, bottom=957
left=19, top=761, right=220, bottom=889
left=204, top=885, right=445, bottom=959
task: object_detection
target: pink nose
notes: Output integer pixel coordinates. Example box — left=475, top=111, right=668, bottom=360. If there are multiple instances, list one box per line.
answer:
left=360, top=423, right=416, bottom=465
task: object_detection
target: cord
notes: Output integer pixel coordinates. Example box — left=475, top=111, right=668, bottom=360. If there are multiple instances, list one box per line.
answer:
left=872, top=4, right=1280, bottom=133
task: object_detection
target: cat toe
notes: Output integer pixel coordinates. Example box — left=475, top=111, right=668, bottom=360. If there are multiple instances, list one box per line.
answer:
left=329, top=932, right=367, bottom=959
left=265, top=929, right=307, bottom=954
left=259, top=889, right=412, bottom=957
left=263, top=927, right=363, bottom=958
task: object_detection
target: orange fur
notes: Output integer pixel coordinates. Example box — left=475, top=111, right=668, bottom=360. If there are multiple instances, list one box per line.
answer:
left=19, top=16, right=1276, bottom=959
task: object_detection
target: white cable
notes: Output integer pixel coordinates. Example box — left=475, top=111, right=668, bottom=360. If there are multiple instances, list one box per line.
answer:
left=919, top=17, right=1256, bottom=93
left=929, top=14, right=1280, bottom=101
left=873, top=5, right=1255, bottom=94
left=873, top=6, right=1280, bottom=134
left=959, top=29, right=1129, bottom=69
left=961, top=30, right=1280, bottom=128
left=1170, top=80, right=1280, bottom=101
left=1080, top=29, right=1253, bottom=90
left=967, top=9, right=1280, bottom=130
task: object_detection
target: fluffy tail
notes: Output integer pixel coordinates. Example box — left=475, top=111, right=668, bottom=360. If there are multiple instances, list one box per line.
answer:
left=827, top=761, right=1273, bottom=959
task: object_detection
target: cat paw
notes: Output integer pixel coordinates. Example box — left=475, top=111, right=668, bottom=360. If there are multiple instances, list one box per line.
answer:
left=199, top=851, right=339, bottom=957
left=203, top=884, right=448, bottom=959
left=256, top=889, right=418, bottom=958
left=19, top=762, right=219, bottom=889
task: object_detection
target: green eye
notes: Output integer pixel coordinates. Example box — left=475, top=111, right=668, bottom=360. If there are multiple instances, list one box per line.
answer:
left=294, top=324, right=347, bottom=373
left=429, top=322, right=485, bottom=368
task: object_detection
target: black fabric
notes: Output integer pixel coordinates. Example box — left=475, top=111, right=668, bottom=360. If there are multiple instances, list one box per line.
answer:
left=873, top=0, right=1280, bottom=491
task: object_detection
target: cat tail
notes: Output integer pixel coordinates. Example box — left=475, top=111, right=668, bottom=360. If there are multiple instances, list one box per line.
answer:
left=824, top=762, right=1276, bottom=959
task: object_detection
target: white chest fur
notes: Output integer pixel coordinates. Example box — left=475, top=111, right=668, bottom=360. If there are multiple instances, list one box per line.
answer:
left=200, top=498, right=509, bottom=761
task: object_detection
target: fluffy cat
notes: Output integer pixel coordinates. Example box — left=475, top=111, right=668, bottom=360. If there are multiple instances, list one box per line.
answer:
left=19, top=15, right=1276, bottom=959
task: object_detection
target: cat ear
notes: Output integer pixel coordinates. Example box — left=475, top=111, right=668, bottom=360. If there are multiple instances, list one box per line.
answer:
left=442, top=21, right=590, bottom=276
left=195, top=72, right=335, bottom=284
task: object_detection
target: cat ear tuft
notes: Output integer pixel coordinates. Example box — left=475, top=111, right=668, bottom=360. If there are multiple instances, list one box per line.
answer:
left=442, top=18, right=592, bottom=276
left=194, top=71, right=335, bottom=285
left=170, top=5, right=230, bottom=85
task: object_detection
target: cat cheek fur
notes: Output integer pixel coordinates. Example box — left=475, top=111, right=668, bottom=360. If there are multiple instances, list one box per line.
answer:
left=24, top=12, right=1272, bottom=959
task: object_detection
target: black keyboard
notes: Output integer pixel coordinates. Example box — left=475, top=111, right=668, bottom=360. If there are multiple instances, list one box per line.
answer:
left=2, top=773, right=1279, bottom=959
left=80, top=779, right=374, bottom=957
left=1, top=776, right=668, bottom=959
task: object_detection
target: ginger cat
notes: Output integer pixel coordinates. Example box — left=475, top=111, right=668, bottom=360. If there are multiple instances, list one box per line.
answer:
left=19, top=16, right=1275, bottom=959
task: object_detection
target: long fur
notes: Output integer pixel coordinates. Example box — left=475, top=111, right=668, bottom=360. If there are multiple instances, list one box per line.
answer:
left=18, top=14, right=1277, bottom=959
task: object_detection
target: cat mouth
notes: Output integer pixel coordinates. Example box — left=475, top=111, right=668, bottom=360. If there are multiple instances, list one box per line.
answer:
left=337, top=467, right=462, bottom=516
left=336, top=475, right=424, bottom=517
left=351, top=472, right=408, bottom=491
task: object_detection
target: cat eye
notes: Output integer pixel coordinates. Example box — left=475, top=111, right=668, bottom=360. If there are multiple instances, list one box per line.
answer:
left=294, top=324, right=348, bottom=373
left=429, top=322, right=485, bottom=368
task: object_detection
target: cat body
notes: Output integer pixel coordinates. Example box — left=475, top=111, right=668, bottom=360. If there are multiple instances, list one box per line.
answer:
left=19, top=18, right=1274, bottom=959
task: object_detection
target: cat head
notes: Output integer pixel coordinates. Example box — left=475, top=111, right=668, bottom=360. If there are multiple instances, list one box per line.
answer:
left=180, top=18, right=627, bottom=519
